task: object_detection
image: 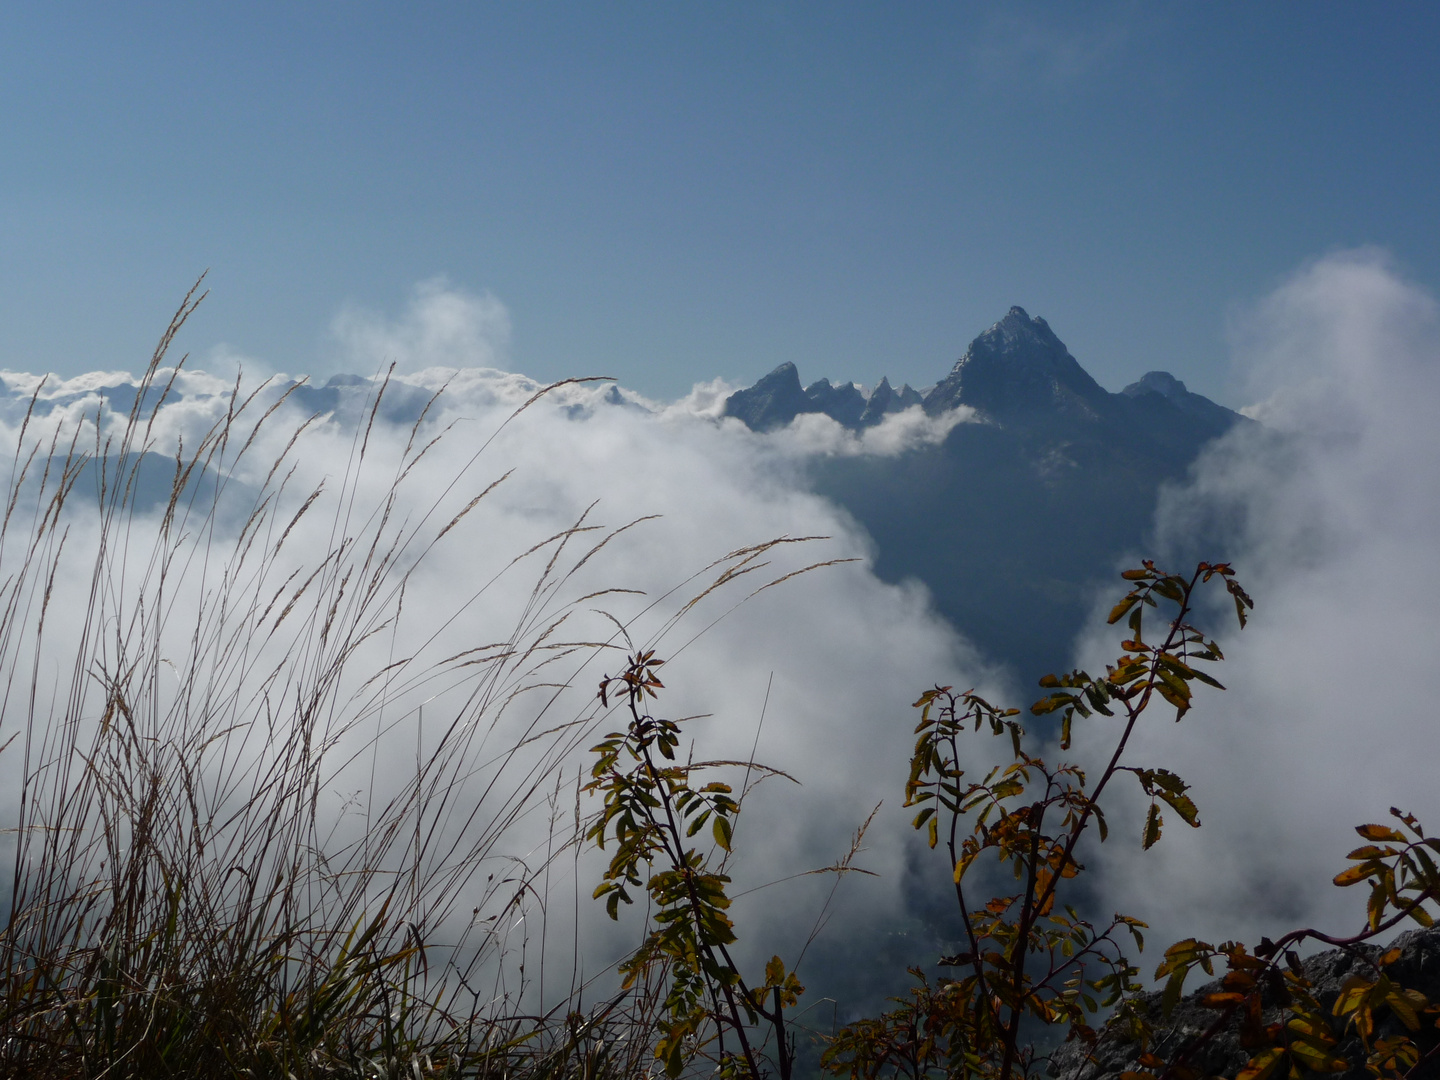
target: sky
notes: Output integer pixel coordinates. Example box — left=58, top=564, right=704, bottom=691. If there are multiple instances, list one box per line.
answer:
left=4, top=3, right=1440, bottom=402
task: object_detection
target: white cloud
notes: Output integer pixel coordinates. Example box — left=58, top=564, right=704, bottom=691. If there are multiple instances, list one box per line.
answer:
left=1070, top=250, right=1440, bottom=958
left=0, top=289, right=1007, bottom=1018
left=331, top=277, right=513, bottom=374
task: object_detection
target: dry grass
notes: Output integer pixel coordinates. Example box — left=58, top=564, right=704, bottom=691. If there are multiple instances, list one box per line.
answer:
left=0, top=286, right=822, bottom=1079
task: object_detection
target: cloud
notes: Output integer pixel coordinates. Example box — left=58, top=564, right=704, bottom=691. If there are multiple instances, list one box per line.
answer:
left=38, top=255, right=1439, bottom=1020
left=1069, top=250, right=1440, bottom=957
left=14, top=262, right=1436, bottom=1013
left=331, top=277, right=513, bottom=374
left=725, top=404, right=977, bottom=458
left=0, top=288, right=1009, bottom=1019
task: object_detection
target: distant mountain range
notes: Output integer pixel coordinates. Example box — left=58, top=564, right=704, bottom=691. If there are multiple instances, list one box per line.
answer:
left=724, top=306, right=1248, bottom=681
left=0, top=305, right=1247, bottom=683
left=724, top=305, right=1240, bottom=445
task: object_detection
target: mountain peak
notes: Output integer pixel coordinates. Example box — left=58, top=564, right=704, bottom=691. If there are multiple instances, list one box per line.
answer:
left=722, top=362, right=811, bottom=431
left=923, top=306, right=1106, bottom=420
left=1122, top=371, right=1188, bottom=399
left=720, top=307, right=1243, bottom=443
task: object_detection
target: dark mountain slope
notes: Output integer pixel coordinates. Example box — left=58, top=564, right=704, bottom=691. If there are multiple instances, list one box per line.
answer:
left=725, top=307, right=1248, bottom=679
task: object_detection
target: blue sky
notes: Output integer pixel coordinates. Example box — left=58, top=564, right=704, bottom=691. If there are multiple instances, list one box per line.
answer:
left=2, top=2, right=1437, bottom=403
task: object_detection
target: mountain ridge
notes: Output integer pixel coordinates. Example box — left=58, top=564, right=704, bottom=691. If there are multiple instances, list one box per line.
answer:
left=722, top=305, right=1242, bottom=443
left=770, top=306, right=1254, bottom=679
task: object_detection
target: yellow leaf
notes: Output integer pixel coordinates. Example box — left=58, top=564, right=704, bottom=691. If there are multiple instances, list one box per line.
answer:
left=1387, top=990, right=1422, bottom=1031
left=1286, top=1039, right=1348, bottom=1073
left=1356, top=824, right=1408, bottom=842
left=1236, top=1046, right=1286, bottom=1080
left=1143, top=803, right=1162, bottom=850
left=1332, top=977, right=1375, bottom=1016
left=1346, top=844, right=1401, bottom=860
left=1333, top=864, right=1373, bottom=887
left=1109, top=595, right=1140, bottom=624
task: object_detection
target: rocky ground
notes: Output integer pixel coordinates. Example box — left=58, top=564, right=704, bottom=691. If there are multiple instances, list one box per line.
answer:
left=1048, top=927, right=1440, bottom=1079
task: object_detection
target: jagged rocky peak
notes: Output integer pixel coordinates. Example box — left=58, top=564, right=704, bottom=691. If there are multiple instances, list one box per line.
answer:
left=1122, top=370, right=1188, bottom=399
left=858, top=376, right=924, bottom=427
left=922, top=305, right=1108, bottom=421
left=721, top=361, right=813, bottom=431
left=1121, top=369, right=1241, bottom=431
left=722, top=363, right=924, bottom=431
left=805, top=378, right=866, bottom=428
left=720, top=306, right=1243, bottom=440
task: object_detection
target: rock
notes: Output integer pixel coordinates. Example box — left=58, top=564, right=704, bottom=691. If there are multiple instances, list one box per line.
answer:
left=805, top=378, right=867, bottom=427
left=1122, top=370, right=1242, bottom=436
left=721, top=361, right=821, bottom=431
left=858, top=376, right=925, bottom=427
left=720, top=307, right=1242, bottom=441
left=722, top=308, right=1251, bottom=677
left=923, top=306, right=1110, bottom=422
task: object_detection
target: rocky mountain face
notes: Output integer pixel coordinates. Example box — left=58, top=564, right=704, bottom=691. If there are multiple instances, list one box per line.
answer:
left=723, top=306, right=1249, bottom=679
left=724, top=306, right=1241, bottom=445
left=922, top=306, right=1111, bottom=422
left=1048, top=927, right=1440, bottom=1080
left=722, top=364, right=924, bottom=431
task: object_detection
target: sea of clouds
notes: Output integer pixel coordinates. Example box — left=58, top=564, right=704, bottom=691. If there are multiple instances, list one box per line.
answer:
left=0, top=283, right=1000, bottom=1015
left=1, top=248, right=1434, bottom=1013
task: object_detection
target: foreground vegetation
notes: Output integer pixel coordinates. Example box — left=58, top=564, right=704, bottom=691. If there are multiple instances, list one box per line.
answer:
left=2, top=292, right=1438, bottom=1078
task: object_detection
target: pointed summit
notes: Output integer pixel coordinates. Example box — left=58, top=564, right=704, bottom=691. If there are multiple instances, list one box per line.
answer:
left=719, top=306, right=1242, bottom=443
left=858, top=376, right=924, bottom=427
left=722, top=362, right=817, bottom=431
left=805, top=378, right=866, bottom=427
left=923, top=307, right=1108, bottom=421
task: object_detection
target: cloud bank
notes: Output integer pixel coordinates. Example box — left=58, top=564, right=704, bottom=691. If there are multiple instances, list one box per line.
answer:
left=1072, top=250, right=1440, bottom=957
left=8, top=254, right=1433, bottom=1013
left=0, top=283, right=1005, bottom=1017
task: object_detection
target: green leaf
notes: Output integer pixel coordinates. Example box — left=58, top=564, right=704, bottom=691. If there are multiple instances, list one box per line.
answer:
left=991, top=778, right=1024, bottom=800
left=1345, top=845, right=1400, bottom=860
left=1189, top=667, right=1225, bottom=689
left=1158, top=788, right=1201, bottom=828
left=1161, top=968, right=1188, bottom=1017
left=1386, top=989, right=1422, bottom=1031
left=713, top=815, right=733, bottom=852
